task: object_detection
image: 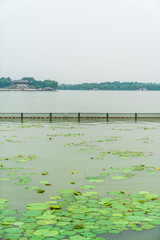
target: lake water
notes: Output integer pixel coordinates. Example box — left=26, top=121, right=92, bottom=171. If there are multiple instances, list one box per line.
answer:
left=1, top=90, right=160, bottom=113
left=0, top=120, right=160, bottom=240
left=0, top=90, right=160, bottom=240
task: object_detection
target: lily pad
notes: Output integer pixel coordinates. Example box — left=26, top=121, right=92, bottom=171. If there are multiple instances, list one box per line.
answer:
left=0, top=199, right=8, bottom=204
left=1, top=209, right=18, bottom=216
left=25, top=186, right=40, bottom=190
left=4, top=227, right=24, bottom=234
left=33, top=229, right=59, bottom=236
left=112, top=176, right=126, bottom=180
left=42, top=172, right=49, bottom=175
left=80, top=185, right=96, bottom=190
left=26, top=203, right=49, bottom=210
left=88, top=179, right=104, bottom=183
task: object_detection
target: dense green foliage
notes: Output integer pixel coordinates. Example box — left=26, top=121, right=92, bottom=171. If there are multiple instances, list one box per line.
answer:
left=21, top=77, right=59, bottom=89
left=0, top=77, right=160, bottom=90
left=58, top=81, right=160, bottom=90
left=0, top=77, right=59, bottom=90
left=0, top=77, right=12, bottom=88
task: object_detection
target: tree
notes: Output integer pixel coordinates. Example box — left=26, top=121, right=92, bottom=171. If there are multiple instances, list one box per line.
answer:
left=43, top=80, right=58, bottom=89
left=0, top=77, right=12, bottom=88
left=21, top=77, right=36, bottom=85
left=21, top=78, right=59, bottom=89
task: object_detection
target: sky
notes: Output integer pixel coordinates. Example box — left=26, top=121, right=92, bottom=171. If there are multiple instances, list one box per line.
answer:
left=0, top=0, right=160, bottom=84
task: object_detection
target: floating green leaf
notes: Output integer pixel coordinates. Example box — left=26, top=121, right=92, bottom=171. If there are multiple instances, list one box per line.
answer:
left=80, top=185, right=96, bottom=189
left=41, top=172, right=49, bottom=175
left=26, top=203, right=49, bottom=210
left=33, top=229, right=59, bottom=236
left=25, top=186, right=40, bottom=190
left=112, top=176, right=126, bottom=180
left=88, top=179, right=104, bottom=183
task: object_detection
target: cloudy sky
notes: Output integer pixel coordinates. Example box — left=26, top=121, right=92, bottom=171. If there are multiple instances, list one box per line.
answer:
left=0, top=0, right=160, bottom=84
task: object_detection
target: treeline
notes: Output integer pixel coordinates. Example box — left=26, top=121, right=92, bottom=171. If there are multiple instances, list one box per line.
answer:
left=0, top=77, right=12, bottom=88
left=0, top=77, right=160, bottom=90
left=58, top=81, right=160, bottom=90
left=0, top=77, right=58, bottom=89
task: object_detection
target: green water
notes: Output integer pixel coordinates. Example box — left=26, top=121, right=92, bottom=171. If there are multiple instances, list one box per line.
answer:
left=0, top=120, right=160, bottom=239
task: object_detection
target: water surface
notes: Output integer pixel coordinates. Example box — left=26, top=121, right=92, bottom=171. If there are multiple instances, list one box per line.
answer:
left=0, top=120, right=160, bottom=240
left=1, top=90, right=160, bottom=113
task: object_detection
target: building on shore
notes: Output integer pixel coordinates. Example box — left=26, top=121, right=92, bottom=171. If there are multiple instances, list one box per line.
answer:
left=0, top=80, right=36, bottom=91
left=0, top=80, right=55, bottom=91
left=138, top=87, right=147, bottom=91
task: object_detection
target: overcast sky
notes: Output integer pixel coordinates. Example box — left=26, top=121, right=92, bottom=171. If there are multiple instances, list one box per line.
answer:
left=0, top=0, right=160, bottom=84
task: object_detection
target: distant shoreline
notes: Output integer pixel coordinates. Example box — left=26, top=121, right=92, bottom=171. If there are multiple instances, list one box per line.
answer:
left=1, top=78, right=160, bottom=90
left=0, top=89, right=160, bottom=91
left=0, top=89, right=55, bottom=91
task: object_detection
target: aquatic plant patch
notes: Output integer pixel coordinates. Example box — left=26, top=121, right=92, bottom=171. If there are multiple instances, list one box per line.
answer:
left=18, top=124, right=44, bottom=128
left=0, top=121, right=159, bottom=239
left=111, top=128, right=133, bottom=131
left=108, top=150, right=153, bottom=159
left=0, top=155, right=36, bottom=162
left=136, top=127, right=157, bottom=130
left=65, top=136, right=120, bottom=148
left=52, top=133, right=85, bottom=137
left=0, top=155, right=51, bottom=191
left=6, top=138, right=22, bottom=143
left=85, top=165, right=160, bottom=182
left=0, top=190, right=160, bottom=239
left=137, top=137, right=153, bottom=143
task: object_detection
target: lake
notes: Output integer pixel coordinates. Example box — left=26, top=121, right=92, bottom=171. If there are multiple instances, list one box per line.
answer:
left=1, top=90, right=160, bottom=113
left=0, top=90, right=160, bottom=240
left=0, top=120, right=160, bottom=240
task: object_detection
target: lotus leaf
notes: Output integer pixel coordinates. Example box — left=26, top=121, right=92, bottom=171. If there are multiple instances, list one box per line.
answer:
left=88, top=179, right=104, bottom=182
left=50, top=204, right=62, bottom=210
left=3, top=216, right=17, bottom=222
left=0, top=204, right=8, bottom=209
left=22, top=210, right=43, bottom=217
left=33, top=229, right=59, bottom=236
left=69, top=236, right=91, bottom=240
left=73, top=225, right=84, bottom=229
left=4, top=233, right=22, bottom=239
left=37, top=219, right=57, bottom=225
left=80, top=185, right=96, bottom=189
left=36, top=214, right=56, bottom=220
left=81, top=232, right=96, bottom=237
left=26, top=203, right=49, bottom=210
left=138, top=191, right=150, bottom=195
left=50, top=196, right=61, bottom=200
left=40, top=181, right=49, bottom=184
left=142, top=224, right=156, bottom=229
left=29, top=236, right=44, bottom=240
left=94, top=238, right=106, bottom=240
left=37, top=189, right=45, bottom=193
left=112, top=176, right=126, bottom=180
left=45, top=201, right=57, bottom=204
left=60, top=230, right=76, bottom=236
left=92, top=229, right=106, bottom=234
left=13, top=221, right=24, bottom=226
left=41, top=172, right=49, bottom=175
left=25, top=186, right=40, bottom=190
left=59, top=189, right=75, bottom=194
left=144, top=194, right=158, bottom=199
left=1, top=209, right=18, bottom=215
left=21, top=223, right=37, bottom=229
left=4, top=227, right=23, bottom=233
left=0, top=178, right=10, bottom=181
